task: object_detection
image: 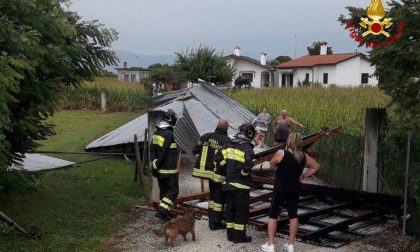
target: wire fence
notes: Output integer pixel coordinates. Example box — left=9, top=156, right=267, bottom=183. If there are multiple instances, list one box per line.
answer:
left=313, top=133, right=364, bottom=191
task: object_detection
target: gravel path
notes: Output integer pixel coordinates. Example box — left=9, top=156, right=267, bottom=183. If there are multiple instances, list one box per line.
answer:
left=110, top=155, right=385, bottom=252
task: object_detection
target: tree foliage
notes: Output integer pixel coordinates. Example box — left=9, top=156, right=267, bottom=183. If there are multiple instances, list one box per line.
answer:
left=307, top=41, right=333, bottom=55
left=267, top=55, right=292, bottom=66
left=234, top=76, right=252, bottom=89
left=0, top=0, right=118, bottom=170
left=149, top=65, right=176, bottom=84
left=175, top=44, right=233, bottom=84
left=339, top=0, right=420, bottom=131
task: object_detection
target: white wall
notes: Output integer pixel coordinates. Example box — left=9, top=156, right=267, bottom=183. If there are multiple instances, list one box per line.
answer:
left=360, top=58, right=378, bottom=85
left=117, top=70, right=149, bottom=83
left=293, top=68, right=312, bottom=86
left=313, top=65, right=336, bottom=85
left=228, top=58, right=267, bottom=88
left=275, top=55, right=378, bottom=88
left=335, top=56, right=377, bottom=86
left=334, top=56, right=361, bottom=86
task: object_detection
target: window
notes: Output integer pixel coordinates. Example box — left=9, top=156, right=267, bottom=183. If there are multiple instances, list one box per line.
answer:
left=124, top=75, right=129, bottom=81
left=241, top=72, right=254, bottom=80
left=281, top=74, right=286, bottom=87
left=131, top=74, right=136, bottom=82
left=289, top=74, right=294, bottom=87
left=323, top=73, right=328, bottom=84
left=303, top=73, right=310, bottom=85
left=361, top=73, right=369, bottom=84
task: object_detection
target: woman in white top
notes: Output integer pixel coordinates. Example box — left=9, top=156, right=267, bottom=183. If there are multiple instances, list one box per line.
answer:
left=253, top=107, right=271, bottom=147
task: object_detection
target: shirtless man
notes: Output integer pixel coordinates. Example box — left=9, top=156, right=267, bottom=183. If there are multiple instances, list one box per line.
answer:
left=272, top=110, right=304, bottom=147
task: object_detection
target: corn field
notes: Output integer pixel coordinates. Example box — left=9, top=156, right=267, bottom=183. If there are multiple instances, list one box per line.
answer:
left=226, top=86, right=391, bottom=136
left=59, top=77, right=149, bottom=111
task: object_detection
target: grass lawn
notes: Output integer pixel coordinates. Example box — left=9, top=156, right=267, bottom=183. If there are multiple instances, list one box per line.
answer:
left=0, top=110, right=146, bottom=252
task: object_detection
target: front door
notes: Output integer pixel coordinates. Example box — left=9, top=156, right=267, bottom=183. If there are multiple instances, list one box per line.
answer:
left=281, top=73, right=293, bottom=87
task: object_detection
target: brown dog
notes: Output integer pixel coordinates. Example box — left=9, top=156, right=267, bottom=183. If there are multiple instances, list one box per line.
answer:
left=153, top=209, right=196, bottom=246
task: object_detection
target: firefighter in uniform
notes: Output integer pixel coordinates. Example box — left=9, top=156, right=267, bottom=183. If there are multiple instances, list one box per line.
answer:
left=150, top=109, right=179, bottom=221
left=192, top=119, right=230, bottom=230
left=215, top=122, right=255, bottom=243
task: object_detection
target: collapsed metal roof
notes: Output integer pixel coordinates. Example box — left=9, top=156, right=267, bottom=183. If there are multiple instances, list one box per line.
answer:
left=85, top=83, right=256, bottom=154
left=9, top=154, right=75, bottom=172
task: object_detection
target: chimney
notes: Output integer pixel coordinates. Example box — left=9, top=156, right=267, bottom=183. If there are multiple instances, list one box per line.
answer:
left=234, top=46, right=240, bottom=56
left=320, top=42, right=328, bottom=55
left=123, top=62, right=128, bottom=68
left=260, top=52, right=267, bottom=66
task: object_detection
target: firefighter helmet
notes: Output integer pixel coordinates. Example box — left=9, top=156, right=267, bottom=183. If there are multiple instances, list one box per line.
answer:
left=238, top=122, right=256, bottom=140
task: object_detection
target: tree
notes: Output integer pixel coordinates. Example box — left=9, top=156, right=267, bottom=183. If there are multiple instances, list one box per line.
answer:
left=234, top=76, right=252, bottom=89
left=149, top=65, right=176, bottom=84
left=0, top=0, right=117, bottom=171
left=307, top=41, right=333, bottom=55
left=175, top=44, right=234, bottom=85
left=267, top=55, right=292, bottom=66
left=148, top=63, right=164, bottom=70
left=338, top=0, right=419, bottom=131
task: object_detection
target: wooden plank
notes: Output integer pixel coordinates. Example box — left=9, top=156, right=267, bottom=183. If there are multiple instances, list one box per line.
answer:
left=175, top=191, right=209, bottom=203
left=135, top=205, right=156, bottom=211
left=250, top=205, right=271, bottom=217
left=249, top=191, right=273, bottom=204
left=363, top=108, right=386, bottom=193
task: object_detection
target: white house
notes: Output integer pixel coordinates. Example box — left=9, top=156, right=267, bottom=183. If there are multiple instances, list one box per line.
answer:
left=116, top=62, right=150, bottom=83
left=274, top=44, right=378, bottom=87
left=225, top=46, right=274, bottom=88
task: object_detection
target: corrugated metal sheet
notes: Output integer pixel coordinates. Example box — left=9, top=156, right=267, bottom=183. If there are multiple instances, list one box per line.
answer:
left=85, top=113, right=147, bottom=149
left=85, top=83, right=256, bottom=154
left=9, top=154, right=75, bottom=172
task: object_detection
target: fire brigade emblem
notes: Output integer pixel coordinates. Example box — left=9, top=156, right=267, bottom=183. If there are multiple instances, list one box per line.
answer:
left=360, top=0, right=393, bottom=37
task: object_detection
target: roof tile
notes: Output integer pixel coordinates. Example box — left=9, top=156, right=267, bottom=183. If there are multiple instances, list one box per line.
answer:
left=276, top=53, right=363, bottom=68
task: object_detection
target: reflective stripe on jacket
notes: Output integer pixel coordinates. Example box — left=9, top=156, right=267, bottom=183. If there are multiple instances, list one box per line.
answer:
left=150, top=128, right=179, bottom=178
left=192, top=128, right=230, bottom=182
left=215, top=137, right=254, bottom=190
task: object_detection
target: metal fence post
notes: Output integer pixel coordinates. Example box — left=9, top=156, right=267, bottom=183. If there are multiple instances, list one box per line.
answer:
left=402, top=130, right=412, bottom=236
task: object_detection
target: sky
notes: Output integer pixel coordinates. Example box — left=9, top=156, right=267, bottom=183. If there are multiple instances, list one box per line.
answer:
left=68, top=0, right=376, bottom=60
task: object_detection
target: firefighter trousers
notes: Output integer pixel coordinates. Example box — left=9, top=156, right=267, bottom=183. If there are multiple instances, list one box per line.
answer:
left=208, top=180, right=226, bottom=229
left=225, top=189, right=250, bottom=241
left=157, top=175, right=179, bottom=215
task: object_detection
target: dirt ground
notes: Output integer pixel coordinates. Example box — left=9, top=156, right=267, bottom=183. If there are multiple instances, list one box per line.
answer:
left=108, top=155, right=417, bottom=252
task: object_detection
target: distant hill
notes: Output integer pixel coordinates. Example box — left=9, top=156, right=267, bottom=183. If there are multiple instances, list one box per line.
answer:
left=106, top=50, right=176, bottom=72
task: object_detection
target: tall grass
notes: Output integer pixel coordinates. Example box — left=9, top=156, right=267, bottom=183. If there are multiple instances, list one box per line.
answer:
left=226, top=86, right=391, bottom=136
left=59, top=77, right=149, bottom=111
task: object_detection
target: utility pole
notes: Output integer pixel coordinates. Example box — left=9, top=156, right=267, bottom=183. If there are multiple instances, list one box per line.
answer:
left=293, top=35, right=297, bottom=59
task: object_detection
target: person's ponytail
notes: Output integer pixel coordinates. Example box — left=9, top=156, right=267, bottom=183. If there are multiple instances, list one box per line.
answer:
left=286, top=133, right=304, bottom=164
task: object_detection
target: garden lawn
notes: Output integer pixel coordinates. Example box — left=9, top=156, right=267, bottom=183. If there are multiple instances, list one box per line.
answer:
left=0, top=110, right=144, bottom=252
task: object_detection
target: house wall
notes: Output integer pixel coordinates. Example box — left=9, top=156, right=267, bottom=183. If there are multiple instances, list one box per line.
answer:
left=360, top=58, right=378, bottom=85
left=335, top=56, right=378, bottom=86
left=313, top=65, right=337, bottom=85
left=227, top=58, right=267, bottom=88
left=117, top=70, right=150, bottom=83
left=293, top=68, right=314, bottom=86
left=275, top=56, right=378, bottom=88
left=334, top=57, right=361, bottom=86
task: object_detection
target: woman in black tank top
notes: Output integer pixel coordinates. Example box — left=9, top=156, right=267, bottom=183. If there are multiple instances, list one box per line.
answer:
left=261, top=133, right=320, bottom=252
